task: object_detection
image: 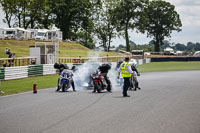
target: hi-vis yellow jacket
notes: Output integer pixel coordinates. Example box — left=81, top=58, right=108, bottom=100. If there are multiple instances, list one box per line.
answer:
left=120, top=62, right=132, bottom=78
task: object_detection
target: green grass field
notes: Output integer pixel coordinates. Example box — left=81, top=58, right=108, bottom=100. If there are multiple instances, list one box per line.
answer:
left=0, top=74, right=59, bottom=96
left=1, top=61, right=200, bottom=96
left=0, top=40, right=121, bottom=58
left=138, top=61, right=200, bottom=73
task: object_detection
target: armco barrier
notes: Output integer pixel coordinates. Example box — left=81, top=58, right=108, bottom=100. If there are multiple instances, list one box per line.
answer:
left=0, top=68, right=5, bottom=80
left=146, top=58, right=151, bottom=63
left=138, top=59, right=143, bottom=65
left=1, top=58, right=151, bottom=80
left=28, top=65, right=43, bottom=76
left=43, top=64, right=56, bottom=75
left=3, top=64, right=55, bottom=80
left=4, top=66, right=28, bottom=80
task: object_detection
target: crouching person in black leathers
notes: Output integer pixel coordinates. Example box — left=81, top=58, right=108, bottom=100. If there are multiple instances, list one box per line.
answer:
left=93, top=63, right=112, bottom=93
left=130, top=62, right=141, bottom=91
left=54, top=63, right=76, bottom=92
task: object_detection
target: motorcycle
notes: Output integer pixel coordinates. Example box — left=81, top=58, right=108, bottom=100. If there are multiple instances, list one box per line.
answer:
left=129, top=74, right=136, bottom=90
left=129, top=72, right=140, bottom=91
left=57, top=69, right=74, bottom=92
left=91, top=70, right=111, bottom=93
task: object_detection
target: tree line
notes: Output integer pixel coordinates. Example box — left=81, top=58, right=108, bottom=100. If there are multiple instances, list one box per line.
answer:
left=0, top=0, right=182, bottom=52
left=117, top=40, right=200, bottom=54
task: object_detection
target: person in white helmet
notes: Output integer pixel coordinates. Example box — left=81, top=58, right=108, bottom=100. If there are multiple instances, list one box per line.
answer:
left=129, top=60, right=141, bottom=91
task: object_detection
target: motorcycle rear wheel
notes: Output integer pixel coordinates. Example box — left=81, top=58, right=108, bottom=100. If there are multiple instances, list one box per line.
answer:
left=94, top=82, right=102, bottom=93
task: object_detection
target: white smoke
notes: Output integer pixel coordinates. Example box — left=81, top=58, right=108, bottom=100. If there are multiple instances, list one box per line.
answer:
left=73, top=60, right=99, bottom=90
left=73, top=51, right=121, bottom=91
left=107, top=68, right=122, bottom=91
left=73, top=51, right=101, bottom=90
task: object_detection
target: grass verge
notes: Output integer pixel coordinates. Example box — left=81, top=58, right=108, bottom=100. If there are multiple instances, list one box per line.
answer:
left=0, top=74, right=59, bottom=96
left=138, top=61, right=200, bottom=73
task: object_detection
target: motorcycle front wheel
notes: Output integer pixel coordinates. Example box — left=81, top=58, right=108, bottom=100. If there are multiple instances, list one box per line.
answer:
left=62, top=82, right=67, bottom=92
left=129, top=77, right=136, bottom=90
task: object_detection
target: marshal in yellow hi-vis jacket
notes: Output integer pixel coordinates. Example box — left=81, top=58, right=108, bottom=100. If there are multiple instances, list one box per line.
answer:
left=117, top=57, right=133, bottom=97
left=120, top=62, right=132, bottom=78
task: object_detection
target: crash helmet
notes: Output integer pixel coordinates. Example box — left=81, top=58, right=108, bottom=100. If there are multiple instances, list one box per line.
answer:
left=54, top=62, right=60, bottom=69
left=129, top=59, right=138, bottom=67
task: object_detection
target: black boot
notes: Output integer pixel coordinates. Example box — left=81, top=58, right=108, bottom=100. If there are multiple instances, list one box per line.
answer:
left=92, top=87, right=96, bottom=93
left=134, top=82, right=139, bottom=91
left=56, top=86, right=60, bottom=92
left=71, top=80, right=76, bottom=92
left=135, top=82, right=141, bottom=90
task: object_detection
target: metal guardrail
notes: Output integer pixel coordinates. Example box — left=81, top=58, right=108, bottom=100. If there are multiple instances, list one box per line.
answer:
left=0, top=58, right=151, bottom=81
left=0, top=57, right=37, bottom=67
left=0, top=64, right=57, bottom=80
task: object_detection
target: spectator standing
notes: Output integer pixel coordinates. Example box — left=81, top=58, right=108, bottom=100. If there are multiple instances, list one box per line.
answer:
left=5, top=48, right=11, bottom=55
left=117, top=57, right=133, bottom=97
left=11, top=53, right=16, bottom=66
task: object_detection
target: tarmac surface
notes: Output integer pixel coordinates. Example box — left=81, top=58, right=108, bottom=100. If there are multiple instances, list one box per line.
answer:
left=0, top=71, right=200, bottom=133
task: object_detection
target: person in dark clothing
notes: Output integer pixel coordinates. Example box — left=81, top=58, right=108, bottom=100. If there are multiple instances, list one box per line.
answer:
left=58, top=63, right=69, bottom=73
left=98, top=63, right=111, bottom=73
left=8, top=52, right=13, bottom=67
left=93, top=63, right=112, bottom=92
left=5, top=48, right=11, bottom=55
left=130, top=63, right=141, bottom=91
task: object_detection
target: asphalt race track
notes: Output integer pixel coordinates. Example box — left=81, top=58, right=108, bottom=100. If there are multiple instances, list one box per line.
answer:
left=0, top=71, right=200, bottom=133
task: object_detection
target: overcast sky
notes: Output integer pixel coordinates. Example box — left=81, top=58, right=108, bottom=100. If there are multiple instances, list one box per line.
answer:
left=113, top=0, right=200, bottom=45
left=0, top=0, right=200, bottom=45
